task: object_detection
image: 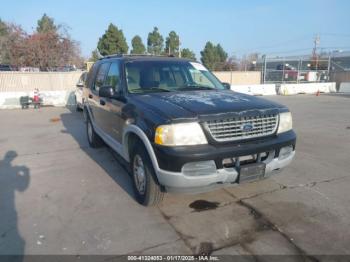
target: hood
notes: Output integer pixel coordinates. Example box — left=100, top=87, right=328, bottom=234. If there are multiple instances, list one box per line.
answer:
left=131, top=90, right=286, bottom=122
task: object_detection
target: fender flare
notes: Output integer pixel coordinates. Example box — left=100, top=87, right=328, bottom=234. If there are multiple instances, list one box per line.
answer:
left=123, top=125, right=160, bottom=173
left=84, top=108, right=161, bottom=177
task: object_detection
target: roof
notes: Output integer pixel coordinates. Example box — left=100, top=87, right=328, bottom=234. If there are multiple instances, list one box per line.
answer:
left=98, top=54, right=193, bottom=62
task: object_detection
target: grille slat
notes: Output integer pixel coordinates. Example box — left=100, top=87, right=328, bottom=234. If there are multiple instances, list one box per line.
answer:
left=206, top=114, right=278, bottom=142
left=207, top=117, right=277, bottom=126
left=209, top=123, right=276, bottom=132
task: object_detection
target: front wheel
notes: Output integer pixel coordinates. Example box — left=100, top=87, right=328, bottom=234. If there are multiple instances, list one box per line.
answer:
left=131, top=142, right=164, bottom=206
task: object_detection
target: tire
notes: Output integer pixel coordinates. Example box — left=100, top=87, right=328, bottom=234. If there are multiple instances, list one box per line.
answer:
left=83, top=107, right=88, bottom=123
left=86, top=117, right=104, bottom=148
left=75, top=96, right=82, bottom=111
left=130, top=142, right=164, bottom=206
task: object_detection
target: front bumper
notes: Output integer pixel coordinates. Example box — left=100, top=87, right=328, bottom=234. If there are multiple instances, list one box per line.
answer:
left=157, top=150, right=295, bottom=193
left=152, top=130, right=296, bottom=193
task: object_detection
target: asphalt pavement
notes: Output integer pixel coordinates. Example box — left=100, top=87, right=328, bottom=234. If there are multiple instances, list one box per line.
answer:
left=0, top=94, right=349, bottom=260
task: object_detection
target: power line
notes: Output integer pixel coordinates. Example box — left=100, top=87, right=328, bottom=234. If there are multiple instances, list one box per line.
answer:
left=264, top=48, right=313, bottom=56
left=319, top=33, right=350, bottom=38
left=234, top=33, right=350, bottom=56
left=234, top=34, right=313, bottom=54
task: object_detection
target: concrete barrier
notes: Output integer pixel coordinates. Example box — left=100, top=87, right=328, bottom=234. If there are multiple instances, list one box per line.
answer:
left=0, top=91, right=75, bottom=109
left=278, top=82, right=336, bottom=95
left=339, top=82, right=350, bottom=93
left=0, top=71, right=82, bottom=109
left=231, top=84, right=276, bottom=96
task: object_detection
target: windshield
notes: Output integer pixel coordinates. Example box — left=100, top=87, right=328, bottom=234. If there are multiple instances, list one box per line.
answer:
left=125, top=60, right=225, bottom=93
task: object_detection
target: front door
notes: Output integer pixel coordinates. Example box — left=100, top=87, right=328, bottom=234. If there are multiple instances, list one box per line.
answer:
left=100, top=61, right=126, bottom=144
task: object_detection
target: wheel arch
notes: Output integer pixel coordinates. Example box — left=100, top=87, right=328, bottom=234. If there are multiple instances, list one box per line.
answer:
left=123, top=125, right=160, bottom=173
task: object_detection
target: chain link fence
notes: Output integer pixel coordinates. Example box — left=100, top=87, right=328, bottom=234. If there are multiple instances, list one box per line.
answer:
left=260, top=57, right=331, bottom=84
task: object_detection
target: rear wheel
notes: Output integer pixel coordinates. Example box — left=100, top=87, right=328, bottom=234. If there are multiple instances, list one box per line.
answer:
left=86, top=117, right=103, bottom=148
left=131, top=142, right=164, bottom=206
left=75, top=96, right=82, bottom=111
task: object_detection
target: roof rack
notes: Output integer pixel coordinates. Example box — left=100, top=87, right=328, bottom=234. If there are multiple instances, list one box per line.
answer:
left=99, top=54, right=178, bottom=60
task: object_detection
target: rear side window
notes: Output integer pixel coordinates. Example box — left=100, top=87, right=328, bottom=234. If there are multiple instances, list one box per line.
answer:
left=93, top=63, right=110, bottom=92
left=104, top=62, right=121, bottom=92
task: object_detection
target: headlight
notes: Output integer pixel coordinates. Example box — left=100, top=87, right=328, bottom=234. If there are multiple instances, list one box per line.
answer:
left=155, top=123, right=207, bottom=146
left=278, top=112, right=293, bottom=134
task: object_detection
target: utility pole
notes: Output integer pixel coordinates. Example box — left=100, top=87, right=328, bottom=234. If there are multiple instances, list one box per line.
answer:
left=312, top=34, right=320, bottom=70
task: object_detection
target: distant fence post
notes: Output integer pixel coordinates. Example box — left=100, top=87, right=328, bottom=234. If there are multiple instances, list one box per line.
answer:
left=282, top=58, right=285, bottom=83
left=297, top=59, right=301, bottom=84
left=263, top=55, right=267, bottom=84
left=327, top=55, right=331, bottom=81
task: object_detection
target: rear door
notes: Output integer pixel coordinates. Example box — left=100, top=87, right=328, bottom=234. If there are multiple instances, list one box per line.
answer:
left=87, top=62, right=110, bottom=130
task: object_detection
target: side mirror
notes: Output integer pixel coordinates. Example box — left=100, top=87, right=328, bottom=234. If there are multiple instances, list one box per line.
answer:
left=222, top=82, right=231, bottom=90
left=99, top=86, right=115, bottom=98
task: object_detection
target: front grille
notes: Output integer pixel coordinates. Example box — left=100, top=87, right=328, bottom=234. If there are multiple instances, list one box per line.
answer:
left=205, top=114, right=278, bottom=142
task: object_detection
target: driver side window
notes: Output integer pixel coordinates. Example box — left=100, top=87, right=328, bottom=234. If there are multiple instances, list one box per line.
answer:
left=93, top=63, right=110, bottom=92
left=104, top=62, right=121, bottom=92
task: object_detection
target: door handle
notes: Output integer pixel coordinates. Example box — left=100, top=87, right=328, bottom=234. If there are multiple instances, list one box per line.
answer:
left=100, top=99, right=106, bottom=106
left=88, top=94, right=93, bottom=99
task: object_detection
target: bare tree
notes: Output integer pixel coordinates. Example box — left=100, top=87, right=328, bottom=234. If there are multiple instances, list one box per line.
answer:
left=1, top=16, right=83, bottom=70
left=240, top=53, right=259, bottom=71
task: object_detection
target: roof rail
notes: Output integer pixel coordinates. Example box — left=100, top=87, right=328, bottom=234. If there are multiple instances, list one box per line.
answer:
left=99, top=53, right=178, bottom=60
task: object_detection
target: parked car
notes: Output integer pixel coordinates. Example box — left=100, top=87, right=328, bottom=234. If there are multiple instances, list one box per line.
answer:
left=75, top=72, right=87, bottom=110
left=83, top=55, right=296, bottom=206
left=276, top=64, right=298, bottom=81
left=0, top=64, right=12, bottom=71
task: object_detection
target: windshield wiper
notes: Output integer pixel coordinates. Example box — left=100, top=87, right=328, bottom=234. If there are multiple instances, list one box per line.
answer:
left=177, top=85, right=215, bottom=91
left=132, top=88, right=171, bottom=93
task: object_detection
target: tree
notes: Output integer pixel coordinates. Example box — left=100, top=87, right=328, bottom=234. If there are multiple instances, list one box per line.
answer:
left=0, top=16, right=83, bottom=70
left=5, top=24, right=28, bottom=67
left=165, top=31, right=179, bottom=56
left=200, top=42, right=228, bottom=71
left=200, top=42, right=216, bottom=70
left=89, top=49, right=101, bottom=62
left=130, top=35, right=146, bottom=54
left=0, top=19, right=8, bottom=36
left=240, top=53, right=259, bottom=71
left=97, top=23, right=128, bottom=56
left=36, top=14, right=57, bottom=33
left=181, top=48, right=196, bottom=60
left=224, top=56, right=239, bottom=71
left=216, top=44, right=228, bottom=63
left=0, top=19, right=10, bottom=63
left=23, top=31, right=82, bottom=70
left=147, top=27, right=164, bottom=55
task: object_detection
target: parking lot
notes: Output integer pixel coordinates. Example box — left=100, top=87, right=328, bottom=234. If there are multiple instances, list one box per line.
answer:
left=0, top=94, right=349, bottom=259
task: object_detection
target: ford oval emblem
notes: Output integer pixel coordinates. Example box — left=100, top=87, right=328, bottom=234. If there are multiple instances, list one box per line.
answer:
left=241, top=123, right=254, bottom=132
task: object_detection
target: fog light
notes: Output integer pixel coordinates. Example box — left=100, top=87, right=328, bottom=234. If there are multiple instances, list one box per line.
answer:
left=182, top=161, right=217, bottom=176
left=279, top=146, right=293, bottom=160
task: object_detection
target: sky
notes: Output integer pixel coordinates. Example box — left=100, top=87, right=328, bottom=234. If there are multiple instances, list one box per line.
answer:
left=1, top=0, right=350, bottom=59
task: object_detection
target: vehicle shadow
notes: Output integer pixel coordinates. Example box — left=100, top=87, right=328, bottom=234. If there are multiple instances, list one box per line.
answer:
left=60, top=107, right=135, bottom=200
left=0, top=150, right=30, bottom=261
